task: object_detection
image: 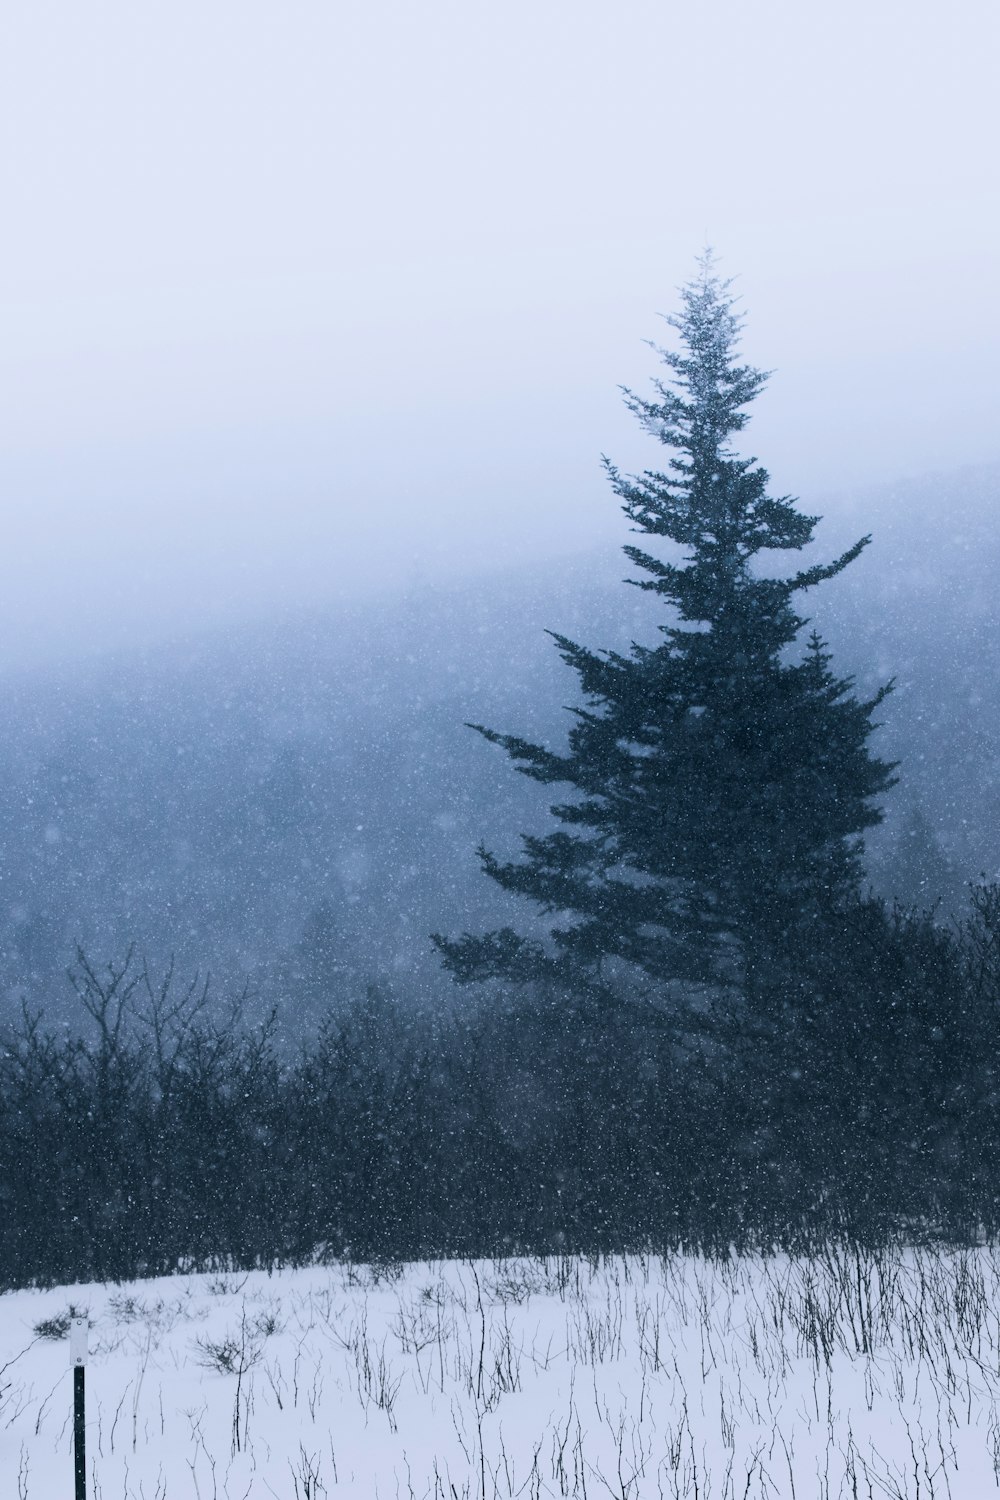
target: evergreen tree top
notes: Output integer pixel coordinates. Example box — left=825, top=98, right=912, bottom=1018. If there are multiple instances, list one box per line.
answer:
left=608, top=256, right=868, bottom=623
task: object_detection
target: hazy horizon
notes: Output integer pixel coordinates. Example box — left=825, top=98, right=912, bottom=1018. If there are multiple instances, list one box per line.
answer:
left=2, top=0, right=997, bottom=669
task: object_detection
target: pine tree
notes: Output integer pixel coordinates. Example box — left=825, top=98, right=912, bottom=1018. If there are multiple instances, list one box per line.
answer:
left=434, top=259, right=896, bottom=1003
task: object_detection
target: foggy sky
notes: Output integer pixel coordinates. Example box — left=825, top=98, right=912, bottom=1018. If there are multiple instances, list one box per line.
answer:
left=1, top=0, right=997, bottom=667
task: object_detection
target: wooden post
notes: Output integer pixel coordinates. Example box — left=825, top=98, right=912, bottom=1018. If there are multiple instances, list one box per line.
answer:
left=70, top=1316, right=87, bottom=1500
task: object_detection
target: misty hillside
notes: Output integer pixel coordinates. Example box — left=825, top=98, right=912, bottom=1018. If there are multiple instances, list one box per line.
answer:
left=1, top=463, right=997, bottom=1032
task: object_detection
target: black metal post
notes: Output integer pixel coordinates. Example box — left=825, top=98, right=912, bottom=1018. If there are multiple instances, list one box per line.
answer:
left=73, top=1364, right=86, bottom=1500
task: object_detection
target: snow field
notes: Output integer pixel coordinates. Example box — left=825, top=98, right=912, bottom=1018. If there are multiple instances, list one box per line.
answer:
left=3, top=1247, right=1000, bottom=1497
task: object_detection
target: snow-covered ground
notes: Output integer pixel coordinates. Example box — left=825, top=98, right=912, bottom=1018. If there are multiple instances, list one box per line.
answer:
left=3, top=1248, right=1000, bottom=1498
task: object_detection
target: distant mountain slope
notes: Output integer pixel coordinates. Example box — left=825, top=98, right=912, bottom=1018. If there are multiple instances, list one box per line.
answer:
left=0, top=463, right=997, bottom=1030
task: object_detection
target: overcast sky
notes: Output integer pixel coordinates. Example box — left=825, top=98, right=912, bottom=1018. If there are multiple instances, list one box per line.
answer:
left=1, top=0, right=997, bottom=666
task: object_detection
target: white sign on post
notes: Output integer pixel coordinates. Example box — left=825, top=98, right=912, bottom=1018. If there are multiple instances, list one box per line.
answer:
left=70, top=1316, right=88, bottom=1368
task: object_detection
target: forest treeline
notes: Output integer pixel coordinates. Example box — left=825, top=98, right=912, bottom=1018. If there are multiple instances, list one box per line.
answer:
left=3, top=885, right=1000, bottom=1290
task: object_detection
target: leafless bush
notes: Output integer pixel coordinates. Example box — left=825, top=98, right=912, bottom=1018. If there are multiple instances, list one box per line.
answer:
left=193, top=1308, right=263, bottom=1378
left=32, top=1304, right=88, bottom=1341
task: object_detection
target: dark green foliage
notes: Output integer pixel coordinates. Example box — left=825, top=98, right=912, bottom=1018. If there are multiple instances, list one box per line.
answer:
left=4, top=894, right=1000, bottom=1289
left=435, top=261, right=896, bottom=999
